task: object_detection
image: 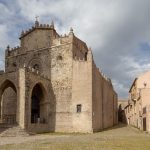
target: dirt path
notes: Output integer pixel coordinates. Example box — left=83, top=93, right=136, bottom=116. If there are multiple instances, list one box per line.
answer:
left=0, top=134, right=71, bottom=145
left=0, top=124, right=150, bottom=150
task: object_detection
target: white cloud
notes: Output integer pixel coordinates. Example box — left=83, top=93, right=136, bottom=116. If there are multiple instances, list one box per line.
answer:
left=1, top=0, right=150, bottom=98
left=0, top=25, right=9, bottom=48
left=122, top=57, right=150, bottom=79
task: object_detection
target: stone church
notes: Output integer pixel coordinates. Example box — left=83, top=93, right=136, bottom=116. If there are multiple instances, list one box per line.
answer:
left=0, top=19, right=118, bottom=134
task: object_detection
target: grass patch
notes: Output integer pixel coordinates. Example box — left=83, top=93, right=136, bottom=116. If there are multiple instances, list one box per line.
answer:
left=1, top=125, right=150, bottom=150
left=1, top=136, right=150, bottom=150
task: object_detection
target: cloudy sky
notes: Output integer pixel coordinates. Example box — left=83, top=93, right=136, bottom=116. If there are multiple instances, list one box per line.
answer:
left=1, top=0, right=150, bottom=99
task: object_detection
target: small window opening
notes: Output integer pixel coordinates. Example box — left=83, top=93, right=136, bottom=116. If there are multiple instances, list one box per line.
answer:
left=13, top=62, right=17, bottom=67
left=74, top=54, right=76, bottom=58
left=85, top=52, right=87, bottom=61
left=57, top=55, right=63, bottom=60
left=77, top=104, right=82, bottom=113
left=33, top=64, right=39, bottom=70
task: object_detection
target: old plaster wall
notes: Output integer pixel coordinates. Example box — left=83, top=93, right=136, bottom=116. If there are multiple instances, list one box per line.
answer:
left=140, top=89, right=150, bottom=132
left=137, top=71, right=150, bottom=89
left=140, top=89, right=150, bottom=108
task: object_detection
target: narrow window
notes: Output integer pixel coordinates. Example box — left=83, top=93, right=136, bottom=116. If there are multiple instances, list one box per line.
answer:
left=77, top=104, right=82, bottom=113
left=57, top=55, right=63, bottom=60
left=85, top=52, right=87, bottom=61
left=13, top=62, right=17, bottom=67
left=33, top=64, right=39, bottom=70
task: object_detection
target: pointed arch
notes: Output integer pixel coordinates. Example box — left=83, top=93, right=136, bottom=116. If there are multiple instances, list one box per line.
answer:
left=0, top=79, right=17, bottom=124
left=31, top=82, right=47, bottom=124
left=0, top=79, right=17, bottom=93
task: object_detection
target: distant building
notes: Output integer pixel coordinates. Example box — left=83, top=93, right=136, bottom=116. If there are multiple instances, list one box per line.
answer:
left=125, top=71, right=150, bottom=132
left=118, top=100, right=128, bottom=123
left=0, top=19, right=118, bottom=134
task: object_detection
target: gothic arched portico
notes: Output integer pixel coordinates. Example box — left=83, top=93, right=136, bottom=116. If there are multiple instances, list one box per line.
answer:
left=0, top=79, right=17, bottom=125
left=26, top=75, right=56, bottom=133
left=30, top=83, right=48, bottom=124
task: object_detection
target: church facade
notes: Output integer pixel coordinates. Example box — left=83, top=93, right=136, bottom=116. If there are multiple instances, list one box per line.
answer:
left=0, top=20, right=118, bottom=133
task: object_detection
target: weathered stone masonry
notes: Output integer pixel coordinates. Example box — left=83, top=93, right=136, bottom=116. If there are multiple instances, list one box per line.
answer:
left=0, top=20, right=118, bottom=133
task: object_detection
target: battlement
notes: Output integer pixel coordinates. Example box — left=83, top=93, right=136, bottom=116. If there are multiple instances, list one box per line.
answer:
left=74, top=57, right=87, bottom=62
left=93, top=62, right=112, bottom=83
left=52, top=35, right=70, bottom=46
left=52, top=32, right=78, bottom=46
left=20, top=20, right=56, bottom=39
left=6, top=46, right=20, bottom=57
left=52, top=28, right=82, bottom=46
left=73, top=36, right=88, bottom=51
left=19, top=24, right=55, bottom=39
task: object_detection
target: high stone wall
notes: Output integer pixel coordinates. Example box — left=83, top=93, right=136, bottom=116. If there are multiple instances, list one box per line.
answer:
left=50, top=40, right=73, bottom=132
left=92, top=63, right=103, bottom=131
left=92, top=61, right=117, bottom=130
left=71, top=60, right=93, bottom=132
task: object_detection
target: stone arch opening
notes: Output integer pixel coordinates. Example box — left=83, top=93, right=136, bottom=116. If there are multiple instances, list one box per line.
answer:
left=0, top=80, right=17, bottom=124
left=31, top=83, right=47, bottom=124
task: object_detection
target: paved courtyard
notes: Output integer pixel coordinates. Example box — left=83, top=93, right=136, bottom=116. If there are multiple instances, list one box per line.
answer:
left=0, top=124, right=150, bottom=150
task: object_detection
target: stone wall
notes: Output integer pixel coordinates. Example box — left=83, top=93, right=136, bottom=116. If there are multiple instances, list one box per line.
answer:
left=113, top=93, right=118, bottom=125
left=1, top=22, right=118, bottom=133
left=2, top=87, right=17, bottom=116
left=50, top=37, right=73, bottom=132
left=5, top=46, right=51, bottom=77
left=71, top=60, right=92, bottom=132
left=2, top=87, right=17, bottom=124
left=21, top=29, right=52, bottom=51
left=25, top=68, right=55, bottom=133
left=92, top=61, right=118, bottom=131
left=0, top=71, right=18, bottom=123
left=102, top=79, right=115, bottom=128
left=92, top=63, right=103, bottom=131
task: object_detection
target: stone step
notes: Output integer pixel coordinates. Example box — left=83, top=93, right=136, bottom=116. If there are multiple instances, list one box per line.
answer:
left=0, top=126, right=30, bottom=137
left=0, top=123, right=17, bottom=128
left=0, top=128, right=7, bottom=133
